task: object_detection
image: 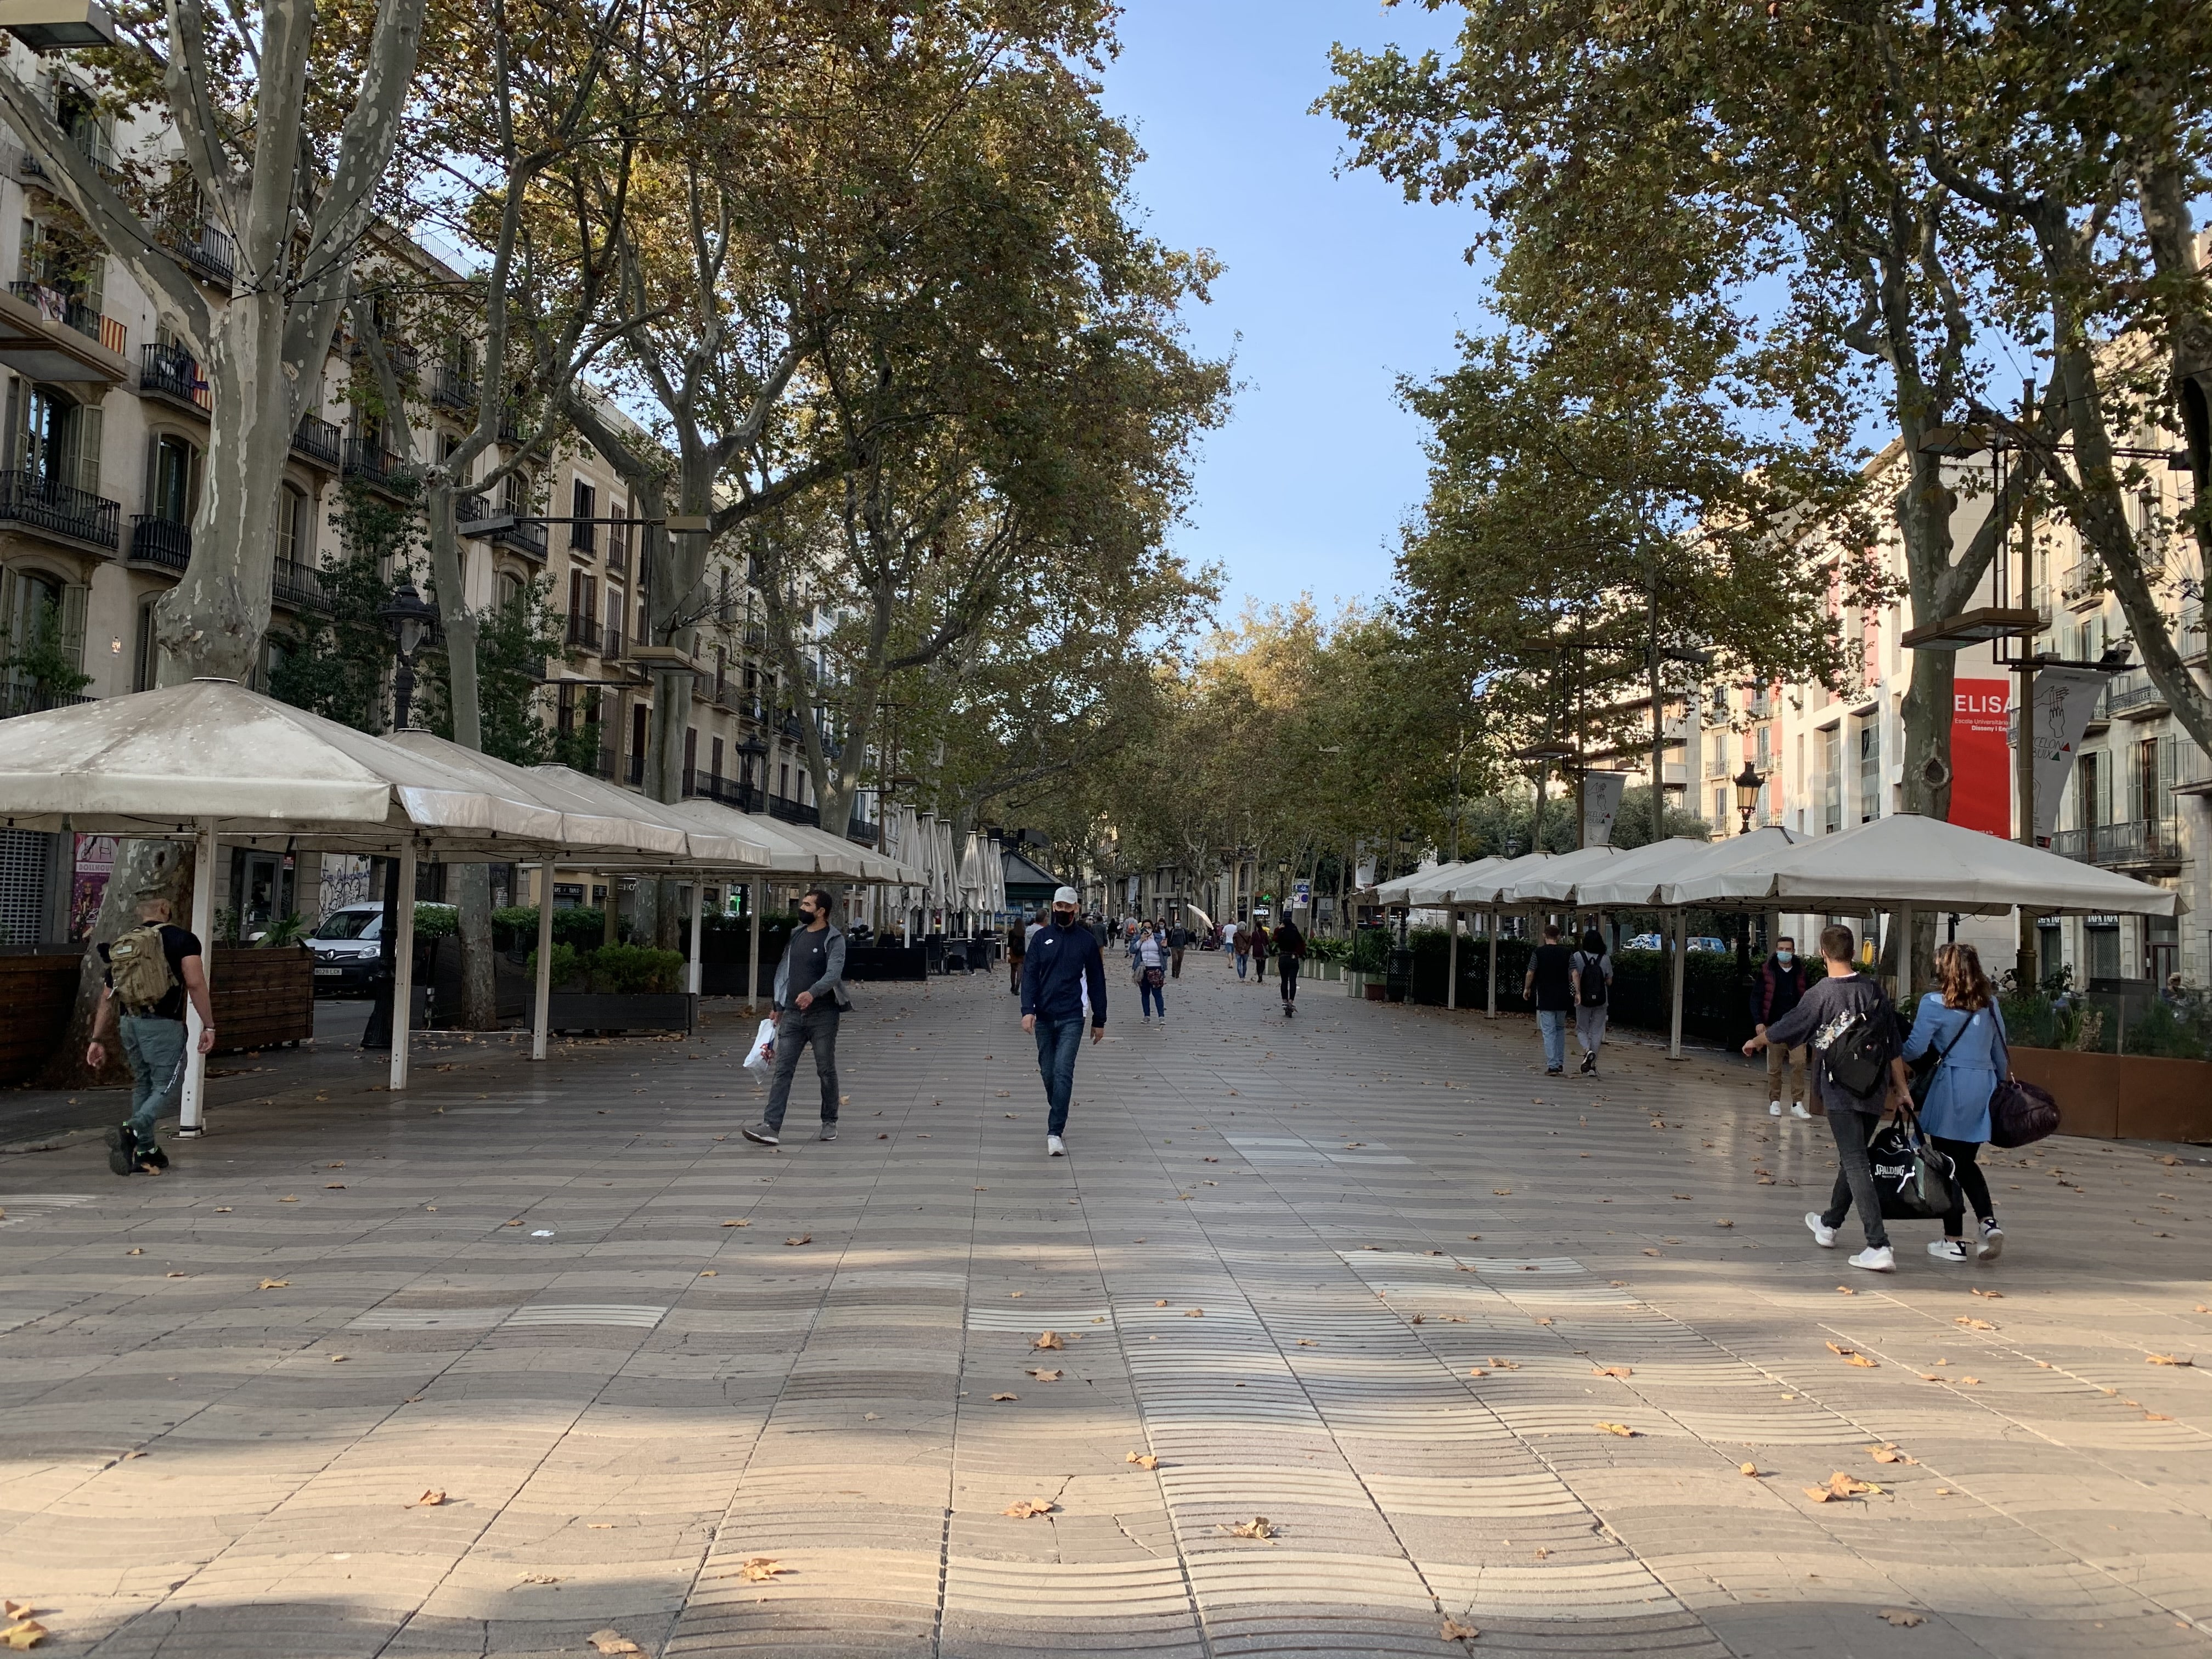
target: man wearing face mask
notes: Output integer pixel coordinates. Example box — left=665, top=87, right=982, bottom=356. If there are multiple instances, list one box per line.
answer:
left=1752, top=934, right=1812, bottom=1119
left=1020, top=885, right=1107, bottom=1156
left=742, top=888, right=853, bottom=1147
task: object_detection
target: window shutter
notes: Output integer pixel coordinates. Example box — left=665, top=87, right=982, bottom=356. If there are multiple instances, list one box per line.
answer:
left=59, top=580, right=87, bottom=670
left=0, top=567, right=19, bottom=660
left=74, top=403, right=101, bottom=498
left=1, top=375, right=17, bottom=475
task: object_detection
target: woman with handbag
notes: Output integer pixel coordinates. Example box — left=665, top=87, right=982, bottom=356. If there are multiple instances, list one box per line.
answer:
left=1134, top=922, right=1168, bottom=1023
left=1902, top=942, right=2008, bottom=1263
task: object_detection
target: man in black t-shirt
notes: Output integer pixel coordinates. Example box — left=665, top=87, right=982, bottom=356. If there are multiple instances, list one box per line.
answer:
left=87, top=889, right=214, bottom=1176
left=1522, top=922, right=1576, bottom=1075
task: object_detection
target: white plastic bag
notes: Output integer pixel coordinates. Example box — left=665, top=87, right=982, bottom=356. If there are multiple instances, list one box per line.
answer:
left=743, top=1017, right=777, bottom=1078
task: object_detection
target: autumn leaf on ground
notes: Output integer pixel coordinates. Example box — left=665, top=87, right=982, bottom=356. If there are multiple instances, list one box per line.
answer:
left=1824, top=1471, right=1879, bottom=1498
left=721, top=1220, right=751, bottom=1228
left=587, top=1630, right=642, bottom=1655
left=1125, top=1452, right=1159, bottom=1469
left=2146, top=1354, right=2193, bottom=1366
left=1153, top=1299, right=1168, bottom=1307
left=1489, top=1358, right=1521, bottom=1370
left=1739, top=1462, right=1764, bottom=1477
left=1221, top=1516, right=1275, bottom=1538
left=1026, top=1368, right=1063, bottom=1381
left=409, top=1489, right=447, bottom=1507
left=1, top=1618, right=47, bottom=1650
left=1594, top=1421, right=1636, bottom=1437
left=1492, top=1188, right=1512, bottom=1196
left=737, top=1556, right=785, bottom=1581
left=1003, top=1499, right=1054, bottom=1518
left=1826, top=1341, right=1877, bottom=1367
left=1955, top=1316, right=1996, bottom=1331
left=1876, top=1609, right=1926, bottom=1627
left=1032, top=1331, right=1064, bottom=1350
left=256, top=1279, right=290, bottom=1290
left=1958, top=1376, right=1982, bottom=1385
left=1441, top=1617, right=1480, bottom=1642
left=1186, top=1308, right=1204, bottom=1317
left=1715, top=1219, right=1734, bottom=1228
left=783, top=1234, right=811, bottom=1247
left=1641, top=1248, right=1662, bottom=1257
left=990, top=1393, right=1018, bottom=1402
left=516, top=1572, right=560, bottom=1585
left=1970, top=1286, right=2001, bottom=1299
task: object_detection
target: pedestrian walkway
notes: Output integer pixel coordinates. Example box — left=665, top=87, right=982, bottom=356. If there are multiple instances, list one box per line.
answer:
left=1, top=956, right=2207, bottom=1657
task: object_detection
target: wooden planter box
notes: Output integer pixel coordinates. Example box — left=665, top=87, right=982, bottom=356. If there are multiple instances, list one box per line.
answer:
left=210, top=945, right=315, bottom=1053
left=2008, top=1047, right=2212, bottom=1143
left=547, top=992, right=695, bottom=1034
left=0, top=950, right=83, bottom=1084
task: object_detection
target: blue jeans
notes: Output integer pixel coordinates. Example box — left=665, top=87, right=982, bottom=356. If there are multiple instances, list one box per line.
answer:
left=1032, top=1014, right=1084, bottom=1135
left=1141, top=974, right=1165, bottom=1017
left=1537, top=1008, right=1569, bottom=1071
left=120, top=1015, right=188, bottom=1150
left=1235, top=953, right=1247, bottom=979
left=764, top=1005, right=840, bottom=1132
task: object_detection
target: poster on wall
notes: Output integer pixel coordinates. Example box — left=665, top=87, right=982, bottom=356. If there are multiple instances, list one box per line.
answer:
left=1582, top=771, right=1628, bottom=847
left=69, top=834, right=116, bottom=939
left=1947, top=678, right=2013, bottom=836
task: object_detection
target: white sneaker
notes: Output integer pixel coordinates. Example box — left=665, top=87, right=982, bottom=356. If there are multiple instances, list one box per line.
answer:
left=1926, top=1239, right=1968, bottom=1263
left=1805, top=1212, right=1837, bottom=1249
left=1791, top=1102, right=1813, bottom=1120
left=1849, top=1245, right=1897, bottom=1273
left=1046, top=1135, right=1065, bottom=1158
left=1769, top=1100, right=1782, bottom=1117
left=1978, top=1222, right=2004, bottom=1261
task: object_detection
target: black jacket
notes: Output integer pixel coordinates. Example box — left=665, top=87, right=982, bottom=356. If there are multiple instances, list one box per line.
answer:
left=1753, top=956, right=1809, bottom=1026
left=1021, top=919, right=1108, bottom=1027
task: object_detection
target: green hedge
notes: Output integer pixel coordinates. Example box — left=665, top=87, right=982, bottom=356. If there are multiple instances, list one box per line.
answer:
left=493, top=905, right=620, bottom=951
left=1404, top=929, right=1759, bottom=1047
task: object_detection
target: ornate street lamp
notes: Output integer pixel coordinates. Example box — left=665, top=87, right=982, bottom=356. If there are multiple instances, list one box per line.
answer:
left=376, top=580, right=437, bottom=731
left=1733, top=760, right=1764, bottom=836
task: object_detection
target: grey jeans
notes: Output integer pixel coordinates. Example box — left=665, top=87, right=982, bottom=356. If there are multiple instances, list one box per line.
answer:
left=763, top=1004, right=840, bottom=1132
left=1575, top=1005, right=1607, bottom=1055
left=1819, top=1104, right=1892, bottom=1250
left=120, top=1014, right=188, bottom=1151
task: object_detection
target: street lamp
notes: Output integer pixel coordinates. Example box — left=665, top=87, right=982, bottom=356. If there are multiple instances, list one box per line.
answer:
left=375, top=580, right=437, bottom=731
left=1733, top=760, right=1764, bottom=835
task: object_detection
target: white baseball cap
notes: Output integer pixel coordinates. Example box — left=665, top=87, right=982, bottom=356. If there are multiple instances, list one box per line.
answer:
left=1053, top=885, right=1078, bottom=905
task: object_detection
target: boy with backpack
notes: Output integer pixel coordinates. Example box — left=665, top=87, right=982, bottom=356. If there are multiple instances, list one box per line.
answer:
left=84, top=889, right=215, bottom=1177
left=1744, top=923, right=1911, bottom=1271
left=1568, top=928, right=1612, bottom=1076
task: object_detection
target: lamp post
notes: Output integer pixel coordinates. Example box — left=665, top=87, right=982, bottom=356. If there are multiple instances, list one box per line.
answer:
left=1733, top=760, right=1764, bottom=836
left=376, top=580, right=437, bottom=731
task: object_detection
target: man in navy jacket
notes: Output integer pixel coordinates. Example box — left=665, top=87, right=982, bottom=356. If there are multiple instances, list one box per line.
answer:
left=1020, top=885, right=1107, bottom=1157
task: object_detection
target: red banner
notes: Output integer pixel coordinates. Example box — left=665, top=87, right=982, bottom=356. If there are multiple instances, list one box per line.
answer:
left=1949, top=678, right=2012, bottom=837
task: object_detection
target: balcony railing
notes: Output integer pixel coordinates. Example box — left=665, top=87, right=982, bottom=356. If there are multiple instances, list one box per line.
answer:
left=456, top=493, right=548, bottom=560
left=0, top=469, right=120, bottom=548
left=430, top=365, right=478, bottom=413
left=766, top=793, right=820, bottom=827
left=2181, top=603, right=2206, bottom=664
left=139, top=342, right=210, bottom=411
left=272, top=558, right=326, bottom=611
left=684, top=770, right=766, bottom=812
left=0, top=683, right=95, bottom=720
left=2105, top=668, right=2170, bottom=720
left=128, top=514, right=190, bottom=570
left=159, top=218, right=235, bottom=288
left=569, top=518, right=596, bottom=554
left=8, top=280, right=125, bottom=354
left=565, top=612, right=600, bottom=652
left=291, top=415, right=341, bottom=468
left=2049, top=816, right=2185, bottom=870
left=2059, top=559, right=2104, bottom=608
left=344, top=438, right=419, bottom=495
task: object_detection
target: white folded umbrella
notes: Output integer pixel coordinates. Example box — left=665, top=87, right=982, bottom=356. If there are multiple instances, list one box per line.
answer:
left=1448, top=852, right=1553, bottom=907
left=1568, top=834, right=1731, bottom=907
left=1493, top=843, right=1624, bottom=905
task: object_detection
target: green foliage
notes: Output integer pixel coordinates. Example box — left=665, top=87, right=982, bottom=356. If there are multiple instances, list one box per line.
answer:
left=259, top=912, right=308, bottom=947
left=266, top=479, right=417, bottom=733
left=411, top=903, right=458, bottom=940
left=2, top=596, right=91, bottom=697
left=1349, top=927, right=1391, bottom=974
left=2120, top=998, right=2209, bottom=1060
left=526, top=941, right=580, bottom=988
left=494, top=906, right=617, bottom=951
left=419, top=573, right=572, bottom=765
left=586, top=942, right=685, bottom=994
left=1404, top=932, right=1758, bottom=1046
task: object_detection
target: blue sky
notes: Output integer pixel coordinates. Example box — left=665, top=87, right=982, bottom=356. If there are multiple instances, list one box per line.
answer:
left=1098, top=1, right=1482, bottom=622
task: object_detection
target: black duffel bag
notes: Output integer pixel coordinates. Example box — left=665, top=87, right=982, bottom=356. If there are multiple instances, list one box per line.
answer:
left=1989, top=1076, right=2060, bottom=1148
left=1866, top=1103, right=1959, bottom=1221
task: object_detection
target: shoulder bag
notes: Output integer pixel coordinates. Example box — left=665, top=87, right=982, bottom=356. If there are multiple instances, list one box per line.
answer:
left=1865, top=1101, right=1959, bottom=1221
left=1907, top=1008, right=1972, bottom=1110
left=1989, top=1076, right=2061, bottom=1148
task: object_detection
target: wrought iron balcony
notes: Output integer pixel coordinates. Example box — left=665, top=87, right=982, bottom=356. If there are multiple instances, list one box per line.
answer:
left=292, top=415, right=341, bottom=469
left=683, top=770, right=764, bottom=812
left=2105, top=668, right=2170, bottom=720
left=2058, top=559, right=2104, bottom=610
left=2049, top=816, right=2184, bottom=871
left=139, top=342, right=210, bottom=411
left=2181, top=603, right=2205, bottom=664
left=431, top=365, right=478, bottom=413
left=128, top=514, right=190, bottom=570
left=159, top=218, right=235, bottom=288
left=766, top=793, right=820, bottom=827
left=272, top=557, right=326, bottom=611
left=8, top=279, right=125, bottom=354
left=565, top=612, right=600, bottom=652
left=0, top=469, right=120, bottom=548
left=456, top=493, right=548, bottom=560
left=345, top=438, right=418, bottom=496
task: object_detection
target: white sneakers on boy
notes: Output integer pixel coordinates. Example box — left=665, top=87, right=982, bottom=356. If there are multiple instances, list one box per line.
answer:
left=1926, top=1239, right=1969, bottom=1263
left=1046, top=1135, right=1066, bottom=1158
left=1849, top=1245, right=1897, bottom=1272
left=1769, top=1099, right=1782, bottom=1116
left=1805, top=1212, right=1837, bottom=1249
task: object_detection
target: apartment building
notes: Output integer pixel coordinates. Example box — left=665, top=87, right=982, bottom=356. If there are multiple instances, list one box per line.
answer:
left=0, top=45, right=871, bottom=945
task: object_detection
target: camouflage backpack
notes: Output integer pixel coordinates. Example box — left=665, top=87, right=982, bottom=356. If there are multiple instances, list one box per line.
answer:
left=108, top=925, right=176, bottom=1013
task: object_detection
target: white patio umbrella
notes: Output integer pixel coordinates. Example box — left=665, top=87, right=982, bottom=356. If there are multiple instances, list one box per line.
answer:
left=1570, top=834, right=1735, bottom=907
left=1493, top=843, right=1624, bottom=905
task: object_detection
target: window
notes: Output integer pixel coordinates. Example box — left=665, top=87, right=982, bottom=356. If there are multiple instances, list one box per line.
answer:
left=684, top=726, right=697, bottom=785
left=1820, top=726, right=1843, bottom=834
left=710, top=735, right=723, bottom=784
left=149, top=433, right=194, bottom=524
left=134, top=595, right=156, bottom=691
left=570, top=478, right=596, bottom=553
left=23, top=384, right=100, bottom=496
left=1755, top=725, right=1770, bottom=771
left=606, top=587, right=625, bottom=654
left=274, top=483, right=305, bottom=567
left=0, top=565, right=83, bottom=687
left=1855, top=715, right=1880, bottom=822
left=1713, top=786, right=1728, bottom=826
left=501, top=470, right=526, bottom=516
left=608, top=497, right=629, bottom=572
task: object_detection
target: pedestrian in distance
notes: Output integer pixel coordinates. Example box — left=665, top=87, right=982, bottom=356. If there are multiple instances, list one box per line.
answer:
left=1568, top=928, right=1611, bottom=1075
left=1248, top=918, right=1269, bottom=989
left=1753, top=934, right=1813, bottom=1119
left=86, top=887, right=215, bottom=1176
left=1744, top=923, right=1912, bottom=1273
left=1021, top=886, right=1107, bottom=1156
left=1135, top=921, right=1167, bottom=1022
left=1523, top=922, right=1576, bottom=1074
left=1233, top=922, right=1251, bottom=980
left=1166, top=917, right=1188, bottom=979
left=1273, top=912, right=1307, bottom=1017
left=1903, top=941, right=2009, bottom=1263
left=742, top=888, right=852, bottom=1148
left=1006, top=915, right=1028, bottom=996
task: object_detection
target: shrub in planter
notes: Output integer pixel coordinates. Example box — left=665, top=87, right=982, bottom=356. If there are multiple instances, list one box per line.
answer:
left=494, top=905, right=618, bottom=953
left=525, top=941, right=581, bottom=989
left=1350, top=927, right=1391, bottom=974
left=586, top=943, right=686, bottom=994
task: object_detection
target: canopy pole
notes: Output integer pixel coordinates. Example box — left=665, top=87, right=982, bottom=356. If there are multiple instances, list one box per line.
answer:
left=1446, top=907, right=1459, bottom=1011
left=1897, top=904, right=1914, bottom=1005
left=746, top=879, right=762, bottom=1014
left=390, top=845, right=417, bottom=1092
left=1486, top=912, right=1498, bottom=1019
left=531, top=864, right=555, bottom=1062
left=176, top=818, right=218, bottom=1138
left=1668, top=910, right=1687, bottom=1061
left=686, top=879, right=704, bottom=996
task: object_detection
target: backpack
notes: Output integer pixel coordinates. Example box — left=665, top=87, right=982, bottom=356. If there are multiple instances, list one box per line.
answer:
left=108, top=924, right=176, bottom=1013
left=1814, top=997, right=1897, bottom=1102
left=1574, top=951, right=1607, bottom=1007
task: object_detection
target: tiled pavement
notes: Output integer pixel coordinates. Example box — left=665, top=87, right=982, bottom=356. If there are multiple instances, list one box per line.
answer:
left=2, top=958, right=2209, bottom=1658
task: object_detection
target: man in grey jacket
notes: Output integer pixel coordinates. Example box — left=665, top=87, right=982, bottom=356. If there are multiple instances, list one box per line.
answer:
left=743, top=888, right=852, bottom=1147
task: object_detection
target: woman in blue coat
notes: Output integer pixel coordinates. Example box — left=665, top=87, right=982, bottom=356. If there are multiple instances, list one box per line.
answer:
left=1902, top=941, right=2009, bottom=1263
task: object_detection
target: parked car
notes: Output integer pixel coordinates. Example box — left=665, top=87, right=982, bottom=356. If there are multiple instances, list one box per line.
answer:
left=310, top=903, right=386, bottom=997
left=1689, top=935, right=1732, bottom=953
left=1624, top=932, right=1664, bottom=951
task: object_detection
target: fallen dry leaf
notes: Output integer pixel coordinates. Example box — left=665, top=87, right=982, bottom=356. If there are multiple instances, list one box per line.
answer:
left=1835, top=1286, right=1857, bottom=1295
left=587, top=1630, right=642, bottom=1655
left=126, top=1248, right=143, bottom=1256
left=516, top=1572, right=559, bottom=1585
left=1970, top=1286, right=2002, bottom=1299
left=721, top=1220, right=751, bottom=1228
left=1003, top=1499, right=1054, bottom=1519
left=990, top=1392, right=1018, bottom=1402
left=1, top=1619, right=46, bottom=1650
left=1593, top=1366, right=1633, bottom=1378
left=330, top=1354, right=348, bottom=1363
left=1594, top=1421, right=1636, bottom=1437
left=325, top=1183, right=345, bottom=1190
left=1033, top=1331, right=1064, bottom=1350
left=1876, top=1609, right=1925, bottom=1628
left=1492, top=1188, right=1512, bottom=1196
left=256, top=1279, right=290, bottom=1290
left=1715, top=1219, right=1734, bottom=1228
left=1739, top=1462, right=1763, bottom=1477
left=1955, top=1316, right=1997, bottom=1331
left=783, top=1235, right=811, bottom=1247
left=1221, top=1516, right=1275, bottom=1539
left=1026, top=1368, right=1063, bottom=1382
left=213, top=1207, right=232, bottom=1214
left=1441, top=1617, right=1480, bottom=1642
left=1641, top=1248, right=1662, bottom=1257
left=1154, top=1299, right=1168, bottom=1307
left=410, top=1489, right=447, bottom=1507
left=1186, top=1308, right=1204, bottom=1318
left=737, top=1556, right=785, bottom=1581
left=1489, top=1358, right=1521, bottom=1370
left=1125, top=1452, right=1159, bottom=1469
left=2147, top=1354, right=2193, bottom=1366
left=1959, top=1376, right=1982, bottom=1385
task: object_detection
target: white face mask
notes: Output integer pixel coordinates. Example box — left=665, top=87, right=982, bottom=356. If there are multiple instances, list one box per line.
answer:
left=1775, top=950, right=1794, bottom=966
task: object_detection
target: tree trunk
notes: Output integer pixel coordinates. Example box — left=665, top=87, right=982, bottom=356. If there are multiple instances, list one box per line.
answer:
left=423, top=483, right=499, bottom=1029
left=35, top=838, right=197, bottom=1088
